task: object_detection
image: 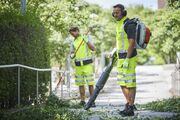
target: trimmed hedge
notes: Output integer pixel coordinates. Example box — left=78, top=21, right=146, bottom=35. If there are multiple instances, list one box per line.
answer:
left=0, top=10, right=50, bottom=108
left=0, top=95, right=84, bottom=120
left=142, top=97, right=180, bottom=113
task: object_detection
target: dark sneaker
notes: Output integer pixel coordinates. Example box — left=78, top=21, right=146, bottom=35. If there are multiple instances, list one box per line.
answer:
left=79, top=101, right=86, bottom=106
left=91, top=102, right=96, bottom=107
left=120, top=105, right=134, bottom=117
left=119, top=103, right=129, bottom=114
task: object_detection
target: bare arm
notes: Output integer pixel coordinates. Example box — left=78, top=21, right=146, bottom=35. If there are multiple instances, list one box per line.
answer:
left=87, top=41, right=96, bottom=51
left=85, top=35, right=95, bottom=51
left=127, top=39, right=135, bottom=58
left=125, top=23, right=136, bottom=58
left=70, top=43, right=75, bottom=54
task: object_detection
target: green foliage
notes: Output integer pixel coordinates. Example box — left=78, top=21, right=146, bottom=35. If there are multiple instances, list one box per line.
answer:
left=0, top=8, right=50, bottom=108
left=0, top=0, right=179, bottom=111
left=1, top=0, right=179, bottom=68
left=1, top=95, right=180, bottom=120
left=38, top=0, right=91, bottom=67
left=38, top=1, right=180, bottom=65
left=167, top=0, right=180, bottom=8
left=40, top=0, right=117, bottom=66
left=46, top=94, right=70, bottom=108
left=142, top=97, right=180, bottom=113
left=46, top=94, right=83, bottom=109
left=149, top=8, right=180, bottom=63
left=39, top=0, right=89, bottom=37
left=1, top=95, right=84, bottom=120
left=49, top=34, right=69, bottom=67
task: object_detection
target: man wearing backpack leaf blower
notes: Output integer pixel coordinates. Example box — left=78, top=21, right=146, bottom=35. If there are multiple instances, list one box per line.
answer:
left=112, top=4, right=151, bottom=116
left=112, top=4, right=138, bottom=116
left=85, top=3, right=151, bottom=115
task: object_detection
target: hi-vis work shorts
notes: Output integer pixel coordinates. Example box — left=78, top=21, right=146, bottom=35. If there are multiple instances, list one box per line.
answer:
left=75, top=63, right=95, bottom=86
left=117, top=56, right=137, bottom=88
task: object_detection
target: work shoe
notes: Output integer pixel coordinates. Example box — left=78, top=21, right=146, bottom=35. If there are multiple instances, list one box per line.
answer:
left=119, top=103, right=137, bottom=114
left=119, top=103, right=129, bottom=114
left=91, top=102, right=96, bottom=108
left=79, top=101, right=86, bottom=106
left=120, top=105, right=134, bottom=117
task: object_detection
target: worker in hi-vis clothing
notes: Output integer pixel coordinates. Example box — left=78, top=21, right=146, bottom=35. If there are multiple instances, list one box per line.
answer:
left=112, top=4, right=137, bottom=116
left=69, top=27, right=96, bottom=107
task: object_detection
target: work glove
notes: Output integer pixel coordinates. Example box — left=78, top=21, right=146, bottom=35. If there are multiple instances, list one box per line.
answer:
left=109, top=48, right=117, bottom=58
left=122, top=58, right=129, bottom=68
left=70, top=53, right=75, bottom=59
left=83, top=38, right=89, bottom=43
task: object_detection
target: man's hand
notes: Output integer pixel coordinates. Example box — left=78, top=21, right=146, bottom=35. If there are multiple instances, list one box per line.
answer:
left=70, top=53, right=75, bottom=59
left=109, top=48, right=117, bottom=58
left=83, top=36, right=96, bottom=51
left=83, top=38, right=89, bottom=43
left=122, top=58, right=129, bottom=68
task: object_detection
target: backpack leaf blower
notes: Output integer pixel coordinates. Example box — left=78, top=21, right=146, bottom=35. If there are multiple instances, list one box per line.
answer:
left=84, top=48, right=117, bottom=110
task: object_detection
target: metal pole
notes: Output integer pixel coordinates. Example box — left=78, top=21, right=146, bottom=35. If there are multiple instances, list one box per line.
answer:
left=20, top=0, right=26, bottom=15
left=61, top=75, right=63, bottom=98
left=178, top=70, right=180, bottom=96
left=50, top=71, right=52, bottom=95
left=101, top=52, right=105, bottom=72
left=176, top=52, right=180, bottom=96
left=67, top=56, right=71, bottom=97
left=67, top=72, right=70, bottom=97
left=18, top=67, right=20, bottom=106
left=67, top=36, right=72, bottom=97
left=36, top=71, right=39, bottom=103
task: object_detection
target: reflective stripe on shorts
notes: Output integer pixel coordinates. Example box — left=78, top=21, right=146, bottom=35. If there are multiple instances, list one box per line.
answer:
left=84, top=74, right=94, bottom=78
left=117, top=73, right=136, bottom=77
left=117, top=79, right=136, bottom=83
left=75, top=75, right=84, bottom=79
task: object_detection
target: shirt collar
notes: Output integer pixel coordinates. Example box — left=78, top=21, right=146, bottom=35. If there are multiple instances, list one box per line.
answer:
left=117, top=16, right=127, bottom=24
left=75, top=35, right=81, bottom=40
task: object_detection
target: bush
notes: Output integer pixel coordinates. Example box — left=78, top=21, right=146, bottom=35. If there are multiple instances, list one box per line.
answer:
left=142, top=97, right=180, bottom=113
left=0, top=95, right=84, bottom=120
left=0, top=10, right=50, bottom=108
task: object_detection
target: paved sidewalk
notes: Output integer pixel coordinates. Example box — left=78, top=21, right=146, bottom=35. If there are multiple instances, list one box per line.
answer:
left=95, top=64, right=173, bottom=105
left=55, top=64, right=176, bottom=119
left=87, top=65, right=175, bottom=119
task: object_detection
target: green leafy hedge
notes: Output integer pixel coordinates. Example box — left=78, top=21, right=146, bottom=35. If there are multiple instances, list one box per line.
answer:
left=1, top=95, right=180, bottom=120
left=0, top=95, right=84, bottom=120
left=0, top=10, right=50, bottom=108
left=142, top=97, right=180, bottom=113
